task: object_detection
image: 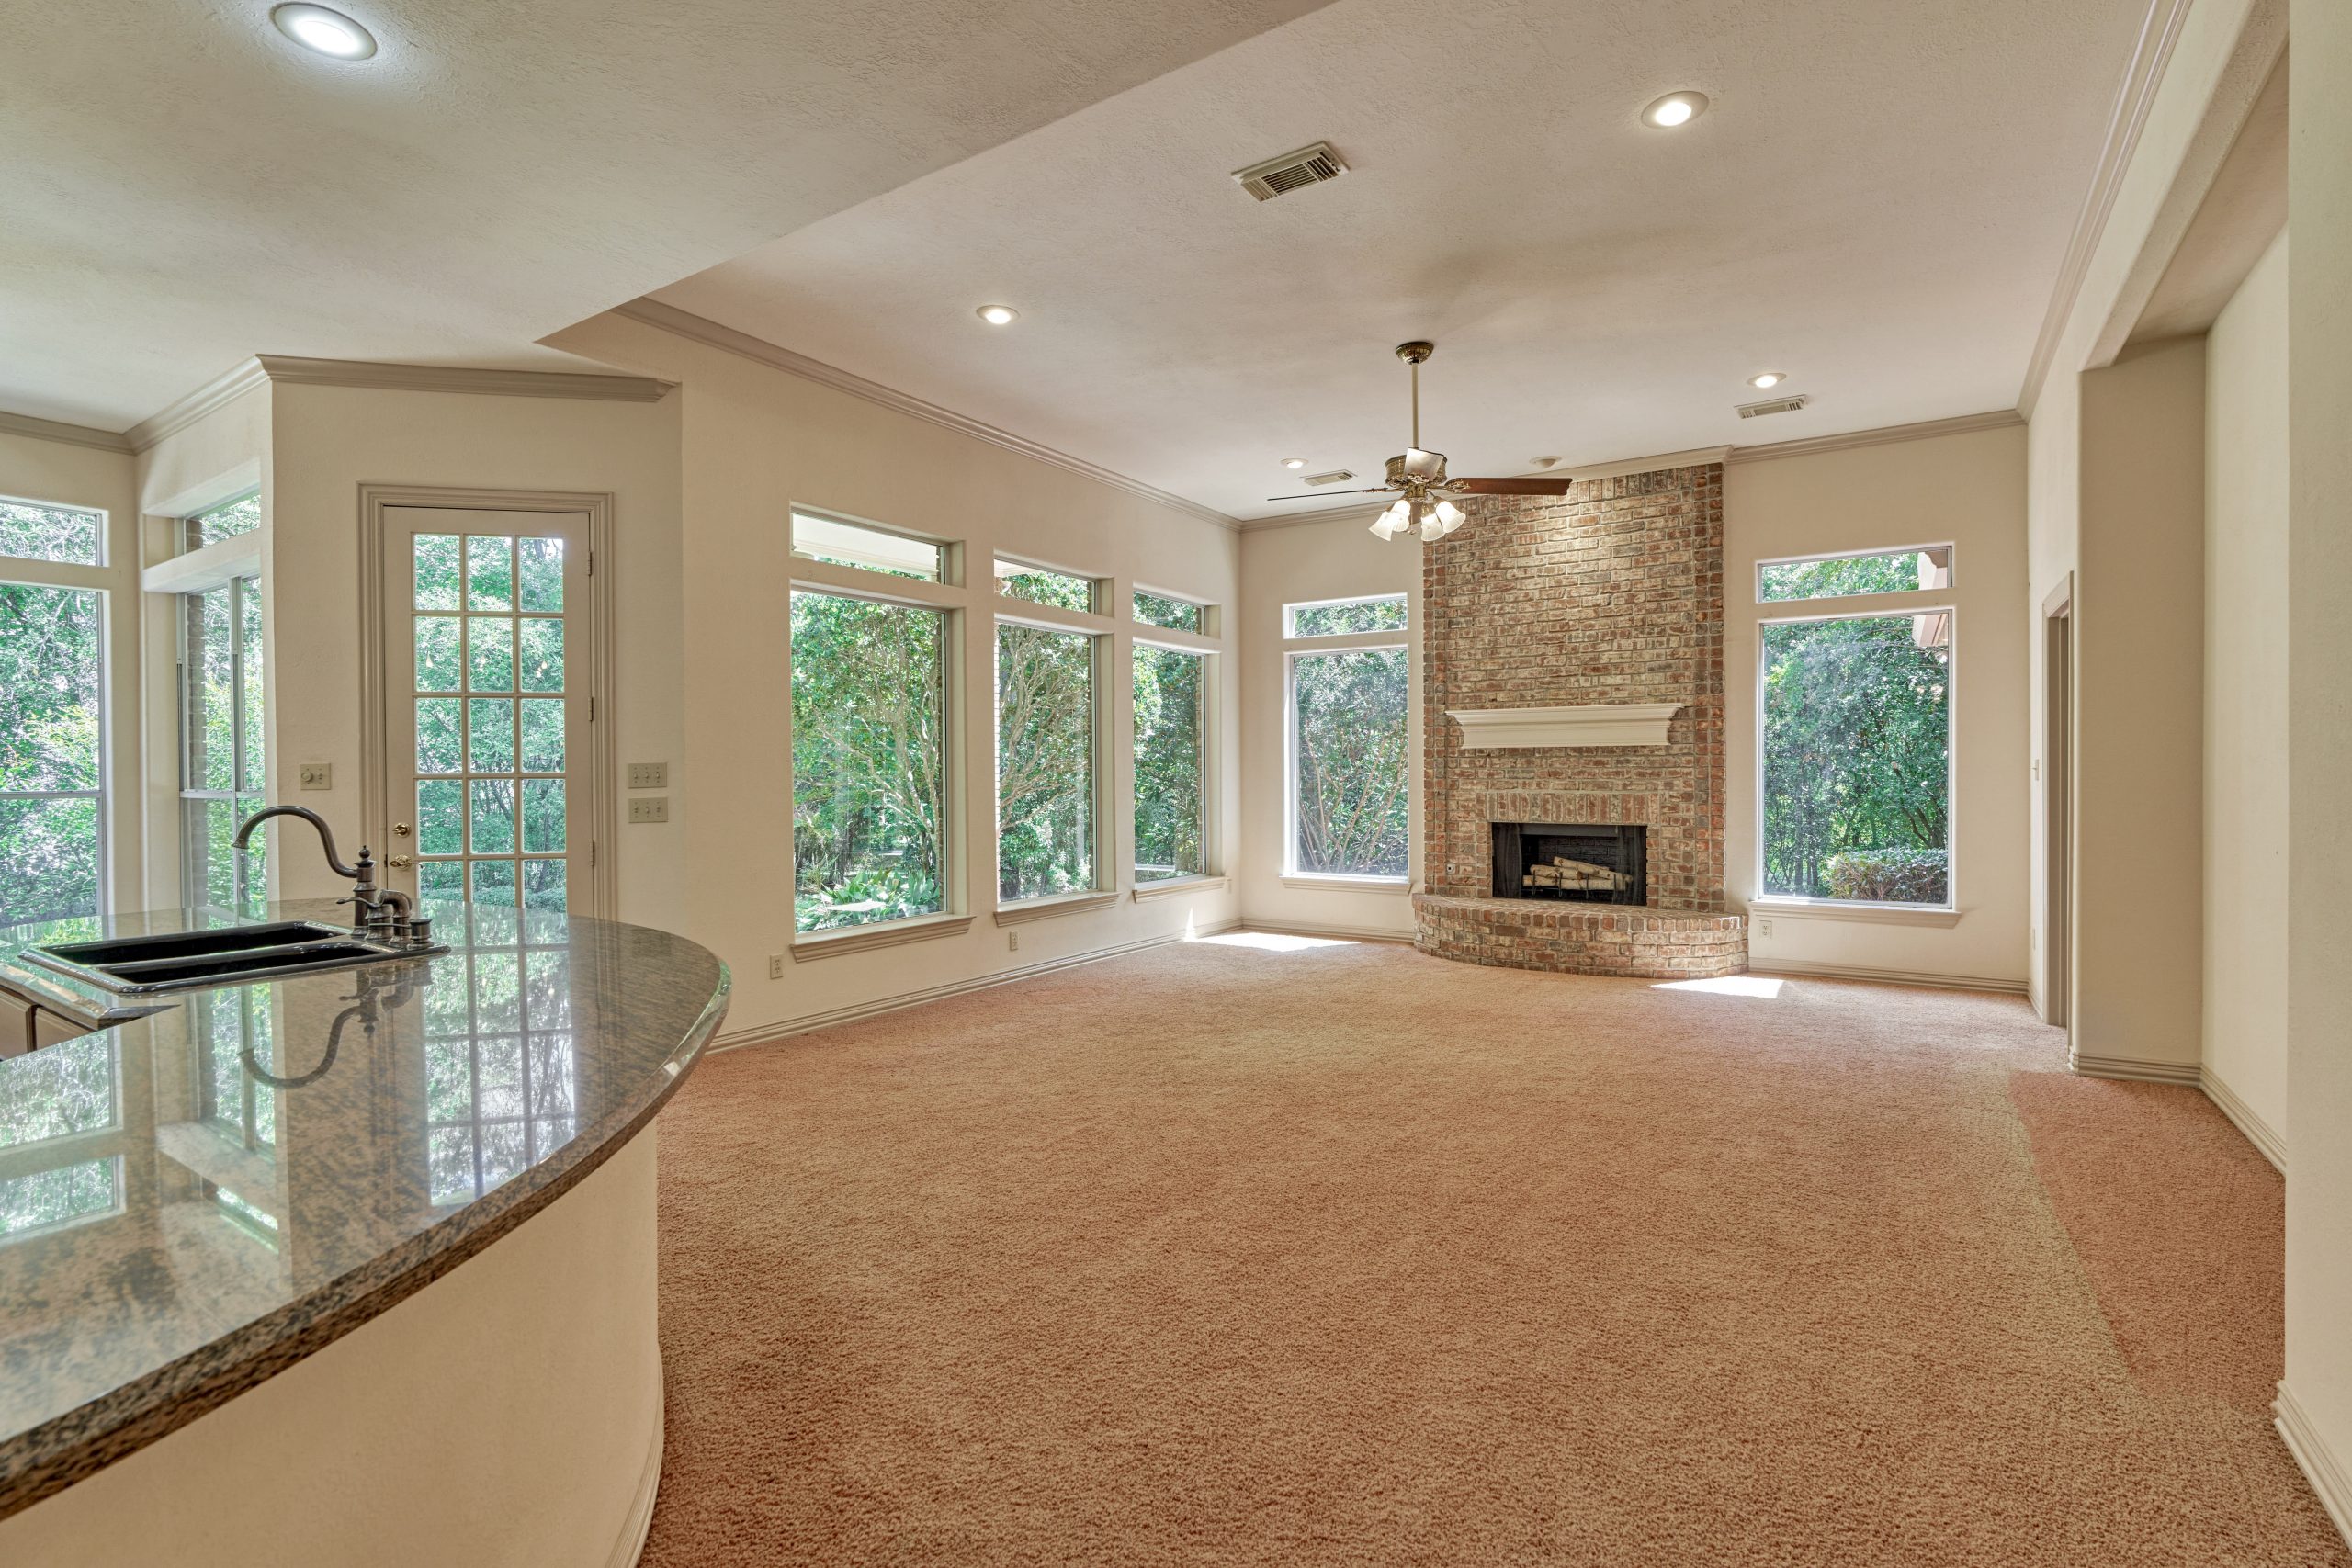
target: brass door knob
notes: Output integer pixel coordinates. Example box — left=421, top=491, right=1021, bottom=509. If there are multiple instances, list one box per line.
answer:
left=392, top=822, right=412, bottom=837
left=387, top=855, right=413, bottom=869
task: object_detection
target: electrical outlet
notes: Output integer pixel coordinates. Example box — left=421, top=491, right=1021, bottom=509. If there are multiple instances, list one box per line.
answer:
left=627, top=761, right=668, bottom=789
left=628, top=796, right=669, bottom=824
left=1007, top=930, right=1019, bottom=952
left=767, top=953, right=785, bottom=980
left=1757, top=918, right=1775, bottom=939
left=299, top=762, right=332, bottom=791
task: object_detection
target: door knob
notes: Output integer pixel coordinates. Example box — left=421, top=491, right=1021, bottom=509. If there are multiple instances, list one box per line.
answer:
left=387, top=855, right=413, bottom=869
left=392, top=822, right=412, bottom=837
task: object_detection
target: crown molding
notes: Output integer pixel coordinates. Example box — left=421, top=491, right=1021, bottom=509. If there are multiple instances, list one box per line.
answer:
left=125, top=359, right=271, bottom=453
left=611, top=297, right=1240, bottom=533
left=0, top=409, right=134, bottom=455
left=2017, top=0, right=2196, bottom=418
left=1726, top=409, right=2024, bottom=465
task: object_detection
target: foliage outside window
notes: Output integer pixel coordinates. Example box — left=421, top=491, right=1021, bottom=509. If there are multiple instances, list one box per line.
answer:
left=1134, top=644, right=1205, bottom=881
left=997, top=623, right=1095, bottom=900
left=1287, top=593, right=1408, bottom=638
left=995, top=559, right=1097, bottom=613
left=187, top=491, right=262, bottom=550
left=1133, top=592, right=1205, bottom=634
left=790, top=511, right=944, bottom=582
left=183, top=577, right=268, bottom=917
left=0, top=1031, right=117, bottom=1149
left=791, top=591, right=948, bottom=932
left=0, top=581, right=104, bottom=928
left=1290, top=648, right=1408, bottom=878
left=0, top=497, right=102, bottom=566
left=1761, top=610, right=1952, bottom=905
left=0, top=1155, right=120, bottom=1239
left=1758, top=546, right=1951, bottom=604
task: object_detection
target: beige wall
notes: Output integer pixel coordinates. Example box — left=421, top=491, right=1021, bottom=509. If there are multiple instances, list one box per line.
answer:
left=545, top=311, right=1242, bottom=1041
left=2284, top=2, right=2352, bottom=1531
left=2202, top=231, right=2289, bottom=1148
left=1234, top=512, right=1422, bottom=939
left=1725, top=424, right=2030, bottom=988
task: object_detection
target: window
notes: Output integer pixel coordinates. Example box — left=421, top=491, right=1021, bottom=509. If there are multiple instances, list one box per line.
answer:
left=996, top=622, right=1096, bottom=900
left=1134, top=591, right=1205, bottom=634
left=0, top=580, right=105, bottom=927
left=995, top=558, right=1098, bottom=613
left=182, top=576, right=267, bottom=917
left=0, top=496, right=102, bottom=566
left=1760, top=608, right=1952, bottom=906
left=1287, top=593, right=1407, bottom=638
left=791, top=591, right=948, bottom=931
left=791, top=510, right=944, bottom=582
left=1134, top=643, right=1206, bottom=881
left=187, top=491, right=262, bottom=549
left=1289, top=648, right=1409, bottom=878
left=1758, top=545, right=1951, bottom=604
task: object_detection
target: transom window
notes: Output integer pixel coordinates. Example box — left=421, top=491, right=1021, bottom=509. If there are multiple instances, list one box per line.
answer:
left=1133, top=591, right=1206, bottom=634
left=995, top=558, right=1099, bottom=614
left=791, top=509, right=945, bottom=582
left=0, top=495, right=102, bottom=567
left=1758, top=545, right=1951, bottom=604
left=1286, top=593, right=1407, bottom=638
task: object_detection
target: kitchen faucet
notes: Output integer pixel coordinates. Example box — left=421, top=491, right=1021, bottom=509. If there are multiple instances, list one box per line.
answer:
left=232, top=806, right=432, bottom=946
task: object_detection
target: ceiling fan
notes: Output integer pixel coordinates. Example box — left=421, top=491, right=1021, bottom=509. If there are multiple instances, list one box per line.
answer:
left=1268, top=341, right=1574, bottom=540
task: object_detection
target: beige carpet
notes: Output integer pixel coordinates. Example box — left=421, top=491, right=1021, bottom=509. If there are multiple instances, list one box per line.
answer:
left=642, top=936, right=2349, bottom=1566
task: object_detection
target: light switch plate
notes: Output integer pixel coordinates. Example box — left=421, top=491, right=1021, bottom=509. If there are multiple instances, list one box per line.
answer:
left=628, top=796, right=669, bottom=824
left=627, top=762, right=668, bottom=789
left=299, top=763, right=332, bottom=791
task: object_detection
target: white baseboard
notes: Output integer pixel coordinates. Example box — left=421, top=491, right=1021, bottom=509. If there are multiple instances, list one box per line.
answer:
left=612, top=1364, right=664, bottom=1567
left=1747, top=958, right=2030, bottom=995
left=710, top=919, right=1242, bottom=1050
left=2069, top=1049, right=2203, bottom=1086
left=1237, top=919, right=1417, bottom=945
left=2200, top=1065, right=2287, bottom=1172
left=2276, top=1382, right=2352, bottom=1551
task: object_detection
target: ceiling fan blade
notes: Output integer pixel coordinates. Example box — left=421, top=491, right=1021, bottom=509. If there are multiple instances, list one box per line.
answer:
left=1445, top=476, right=1575, bottom=495
left=1264, top=488, right=1390, bottom=501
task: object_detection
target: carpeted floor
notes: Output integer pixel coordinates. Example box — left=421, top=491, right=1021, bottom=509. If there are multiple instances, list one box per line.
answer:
left=640, top=935, right=2349, bottom=1566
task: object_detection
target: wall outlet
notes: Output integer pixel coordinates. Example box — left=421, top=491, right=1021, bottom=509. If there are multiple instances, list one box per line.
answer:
left=628, top=796, right=669, bottom=824
left=299, top=762, right=332, bottom=791
left=1007, top=930, right=1019, bottom=952
left=1756, top=918, right=1775, bottom=939
left=627, top=761, right=668, bottom=789
left=767, top=953, right=785, bottom=980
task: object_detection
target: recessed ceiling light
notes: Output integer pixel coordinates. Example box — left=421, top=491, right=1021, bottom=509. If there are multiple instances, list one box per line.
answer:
left=976, top=304, right=1019, bottom=326
left=1641, top=91, right=1709, bottom=129
left=1748, top=371, right=1785, bottom=389
left=271, top=3, right=377, bottom=59
left=1282, top=457, right=1306, bottom=469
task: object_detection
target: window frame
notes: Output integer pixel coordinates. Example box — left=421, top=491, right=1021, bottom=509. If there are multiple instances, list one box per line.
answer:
left=1753, top=541, right=1955, bottom=605
left=789, top=504, right=957, bottom=585
left=992, top=610, right=1110, bottom=909
left=0, top=534, right=116, bottom=929
left=1132, top=587, right=1216, bottom=637
left=0, top=491, right=107, bottom=569
left=1130, top=636, right=1213, bottom=886
left=1284, top=592, right=1408, bottom=640
left=1752, top=600, right=1959, bottom=915
left=993, top=554, right=1106, bottom=616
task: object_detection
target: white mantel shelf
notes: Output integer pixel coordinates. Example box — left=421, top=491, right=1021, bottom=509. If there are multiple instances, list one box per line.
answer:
left=1446, top=703, right=1685, bottom=750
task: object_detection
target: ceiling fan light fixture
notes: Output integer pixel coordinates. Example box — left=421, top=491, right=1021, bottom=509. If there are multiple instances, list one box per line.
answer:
left=1642, top=91, right=1709, bottom=129
left=1369, top=500, right=1411, bottom=541
left=1434, top=499, right=1464, bottom=529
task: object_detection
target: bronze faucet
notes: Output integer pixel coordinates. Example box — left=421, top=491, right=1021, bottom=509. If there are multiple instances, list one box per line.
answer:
left=232, top=806, right=430, bottom=946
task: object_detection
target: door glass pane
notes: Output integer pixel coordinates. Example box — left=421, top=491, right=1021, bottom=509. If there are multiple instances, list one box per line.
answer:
left=414, top=536, right=462, bottom=610
left=520, top=779, right=564, bottom=854
left=466, top=615, right=514, bottom=691
left=518, top=699, right=563, bottom=773
left=522, top=859, right=565, bottom=911
left=517, top=620, right=562, bottom=692
left=517, top=538, right=563, bottom=612
left=469, top=780, right=516, bottom=855
left=470, top=858, right=518, bottom=906
left=414, top=615, right=461, bottom=691
left=467, top=699, right=514, bottom=773
left=418, top=860, right=465, bottom=904
left=418, top=779, right=463, bottom=856
left=417, top=698, right=463, bottom=773
left=465, top=536, right=514, bottom=611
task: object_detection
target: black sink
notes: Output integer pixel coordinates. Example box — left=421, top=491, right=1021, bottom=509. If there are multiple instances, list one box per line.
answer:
left=25, top=921, right=443, bottom=994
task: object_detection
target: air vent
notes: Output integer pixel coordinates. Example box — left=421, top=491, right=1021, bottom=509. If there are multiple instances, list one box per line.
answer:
left=1232, top=142, right=1348, bottom=202
left=1302, top=468, right=1357, bottom=487
left=1736, top=393, right=1812, bottom=419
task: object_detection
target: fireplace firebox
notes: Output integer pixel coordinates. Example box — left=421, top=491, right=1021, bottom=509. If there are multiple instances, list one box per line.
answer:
left=1492, top=823, right=1647, bottom=906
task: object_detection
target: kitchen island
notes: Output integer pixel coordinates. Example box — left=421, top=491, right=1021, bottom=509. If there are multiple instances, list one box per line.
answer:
left=0, top=900, right=728, bottom=1567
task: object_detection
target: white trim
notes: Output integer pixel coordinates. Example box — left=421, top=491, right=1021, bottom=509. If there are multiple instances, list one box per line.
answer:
left=2068, top=1049, right=2201, bottom=1085
left=790, top=912, right=976, bottom=961
left=713, top=919, right=1243, bottom=1047
left=1748, top=897, right=1961, bottom=928
left=0, top=409, right=133, bottom=454
left=608, top=1363, right=663, bottom=1568
left=2277, top=1383, right=2352, bottom=1552
left=612, top=298, right=1239, bottom=532
left=1747, top=959, right=2028, bottom=995
left=1279, top=874, right=1411, bottom=894
left=788, top=556, right=965, bottom=610
left=1235, top=919, right=1415, bottom=945
left=1727, top=410, right=2025, bottom=464
left=2017, top=0, right=2195, bottom=416
left=140, top=530, right=265, bottom=597
left=2199, top=1065, right=2286, bottom=1172
left=124, top=360, right=272, bottom=452
left=1447, top=703, right=1683, bottom=750
left=1132, top=874, right=1227, bottom=901
left=992, top=889, right=1120, bottom=925
left=254, top=355, right=669, bottom=404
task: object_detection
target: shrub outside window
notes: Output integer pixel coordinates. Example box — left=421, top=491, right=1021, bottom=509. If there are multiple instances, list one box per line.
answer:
left=997, top=622, right=1096, bottom=900
left=1287, top=593, right=1407, bottom=638
left=1288, top=647, right=1409, bottom=879
left=995, top=559, right=1097, bottom=614
left=1133, top=591, right=1205, bottom=634
left=1133, top=643, right=1205, bottom=882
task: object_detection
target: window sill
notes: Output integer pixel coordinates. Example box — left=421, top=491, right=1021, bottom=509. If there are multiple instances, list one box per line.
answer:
left=1132, top=874, right=1228, bottom=902
left=1747, top=898, right=1961, bottom=928
left=992, top=890, right=1121, bottom=926
left=1280, top=874, right=1412, bottom=894
left=790, top=912, right=974, bottom=961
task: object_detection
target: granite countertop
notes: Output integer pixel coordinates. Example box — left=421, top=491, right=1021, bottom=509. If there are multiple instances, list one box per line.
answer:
left=0, top=900, right=729, bottom=1522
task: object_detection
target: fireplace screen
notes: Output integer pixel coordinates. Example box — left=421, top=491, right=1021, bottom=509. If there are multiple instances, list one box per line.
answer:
left=1492, top=823, right=1647, bottom=906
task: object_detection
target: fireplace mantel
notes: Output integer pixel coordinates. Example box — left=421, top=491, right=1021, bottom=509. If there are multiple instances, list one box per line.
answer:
left=1445, top=703, right=1684, bottom=750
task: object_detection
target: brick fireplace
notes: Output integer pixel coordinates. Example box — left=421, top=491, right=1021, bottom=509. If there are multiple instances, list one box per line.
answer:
left=1415, top=464, right=1747, bottom=979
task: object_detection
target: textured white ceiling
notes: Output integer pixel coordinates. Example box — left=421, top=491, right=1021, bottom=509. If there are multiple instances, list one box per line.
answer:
left=657, top=0, right=2151, bottom=518
left=0, top=0, right=1327, bottom=429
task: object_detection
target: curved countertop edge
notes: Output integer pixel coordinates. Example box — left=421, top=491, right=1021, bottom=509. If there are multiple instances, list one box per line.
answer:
left=0, top=962, right=732, bottom=1524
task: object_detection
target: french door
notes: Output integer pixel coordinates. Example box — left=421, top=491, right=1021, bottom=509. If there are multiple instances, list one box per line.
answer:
left=374, top=502, right=604, bottom=917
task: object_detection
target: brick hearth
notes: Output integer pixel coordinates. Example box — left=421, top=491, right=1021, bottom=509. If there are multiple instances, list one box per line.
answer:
left=1417, top=464, right=1747, bottom=978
